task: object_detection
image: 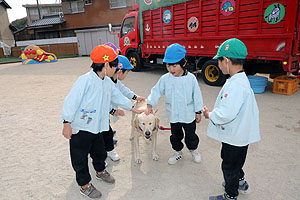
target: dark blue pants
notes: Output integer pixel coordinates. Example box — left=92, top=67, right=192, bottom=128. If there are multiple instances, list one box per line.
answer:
left=170, top=120, right=199, bottom=151
left=70, top=130, right=107, bottom=186
left=102, top=125, right=114, bottom=152
left=221, top=142, right=248, bottom=198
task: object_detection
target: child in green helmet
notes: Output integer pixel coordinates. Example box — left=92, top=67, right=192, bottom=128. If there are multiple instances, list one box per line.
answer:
left=203, top=38, right=261, bottom=200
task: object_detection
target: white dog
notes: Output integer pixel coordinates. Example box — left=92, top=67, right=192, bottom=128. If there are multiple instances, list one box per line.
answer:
left=131, top=100, right=160, bottom=164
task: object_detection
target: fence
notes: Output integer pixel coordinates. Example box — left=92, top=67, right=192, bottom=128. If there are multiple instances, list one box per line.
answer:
left=11, top=37, right=78, bottom=58
left=11, top=43, right=78, bottom=58
left=0, top=48, right=4, bottom=58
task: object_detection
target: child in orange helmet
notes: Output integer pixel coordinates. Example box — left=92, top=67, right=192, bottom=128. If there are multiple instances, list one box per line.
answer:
left=61, top=45, right=142, bottom=199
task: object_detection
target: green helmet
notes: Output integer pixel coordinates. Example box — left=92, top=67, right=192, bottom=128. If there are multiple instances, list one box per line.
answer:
left=213, top=38, right=248, bottom=59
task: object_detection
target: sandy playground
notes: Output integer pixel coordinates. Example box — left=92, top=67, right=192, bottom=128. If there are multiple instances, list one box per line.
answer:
left=0, top=57, right=300, bottom=200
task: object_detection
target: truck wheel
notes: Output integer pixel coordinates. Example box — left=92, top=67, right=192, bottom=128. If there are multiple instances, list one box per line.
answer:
left=128, top=52, right=143, bottom=72
left=201, top=60, right=226, bottom=86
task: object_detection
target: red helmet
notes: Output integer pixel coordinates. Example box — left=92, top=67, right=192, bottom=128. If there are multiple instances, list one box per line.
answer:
left=90, top=45, right=118, bottom=63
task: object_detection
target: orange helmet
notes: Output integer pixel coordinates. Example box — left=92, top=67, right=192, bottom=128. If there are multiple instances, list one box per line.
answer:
left=90, top=45, right=118, bottom=63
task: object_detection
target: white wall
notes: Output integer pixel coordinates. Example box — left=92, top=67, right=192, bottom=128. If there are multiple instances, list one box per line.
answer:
left=16, top=37, right=77, bottom=46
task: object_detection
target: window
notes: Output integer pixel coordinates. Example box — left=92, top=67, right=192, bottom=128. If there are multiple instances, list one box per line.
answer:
left=50, top=7, right=62, bottom=14
left=37, top=31, right=59, bottom=39
left=62, top=0, right=84, bottom=14
left=121, top=16, right=135, bottom=38
left=85, top=0, right=92, bottom=5
left=29, top=8, right=38, bottom=15
left=40, top=8, right=48, bottom=15
left=70, top=1, right=84, bottom=13
left=110, top=0, right=126, bottom=9
left=64, top=30, right=74, bottom=37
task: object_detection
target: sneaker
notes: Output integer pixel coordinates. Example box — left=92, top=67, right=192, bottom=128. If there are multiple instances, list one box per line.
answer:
left=96, top=170, right=115, bottom=184
left=190, top=150, right=201, bottom=163
left=209, top=193, right=237, bottom=200
left=222, top=180, right=250, bottom=194
left=238, top=180, right=250, bottom=194
left=168, top=151, right=182, bottom=165
left=107, top=150, right=120, bottom=161
left=80, top=183, right=102, bottom=199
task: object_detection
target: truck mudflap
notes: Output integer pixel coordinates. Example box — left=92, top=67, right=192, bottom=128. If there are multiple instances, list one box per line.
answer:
left=286, top=55, right=300, bottom=74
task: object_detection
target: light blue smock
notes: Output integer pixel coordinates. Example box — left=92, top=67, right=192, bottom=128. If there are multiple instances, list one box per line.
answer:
left=61, top=70, right=132, bottom=134
left=147, top=72, right=204, bottom=123
left=111, top=79, right=135, bottom=110
left=207, top=72, right=261, bottom=146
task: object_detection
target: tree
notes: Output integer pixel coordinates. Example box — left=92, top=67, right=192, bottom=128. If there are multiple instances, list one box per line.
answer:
left=11, top=17, right=28, bottom=30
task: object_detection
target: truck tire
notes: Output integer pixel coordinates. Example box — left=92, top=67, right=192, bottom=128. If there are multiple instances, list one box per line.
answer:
left=201, top=60, right=226, bottom=86
left=127, top=52, right=143, bottom=72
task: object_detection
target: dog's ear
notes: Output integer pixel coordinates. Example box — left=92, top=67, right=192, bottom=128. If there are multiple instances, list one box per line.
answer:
left=153, top=117, right=160, bottom=131
left=133, top=116, right=138, bottom=129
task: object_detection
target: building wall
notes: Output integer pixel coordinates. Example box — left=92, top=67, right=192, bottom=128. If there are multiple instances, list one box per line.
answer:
left=0, top=5, right=15, bottom=46
left=62, top=0, right=135, bottom=29
left=24, top=4, right=63, bottom=24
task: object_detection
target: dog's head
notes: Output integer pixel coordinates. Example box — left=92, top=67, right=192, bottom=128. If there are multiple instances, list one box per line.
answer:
left=134, top=113, right=160, bottom=139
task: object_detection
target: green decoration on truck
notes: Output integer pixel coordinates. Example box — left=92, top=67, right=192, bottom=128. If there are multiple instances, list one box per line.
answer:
left=264, top=3, right=285, bottom=24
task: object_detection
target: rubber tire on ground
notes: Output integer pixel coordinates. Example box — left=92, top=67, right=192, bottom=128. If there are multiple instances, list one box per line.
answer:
left=201, top=60, right=226, bottom=86
left=127, top=52, right=143, bottom=72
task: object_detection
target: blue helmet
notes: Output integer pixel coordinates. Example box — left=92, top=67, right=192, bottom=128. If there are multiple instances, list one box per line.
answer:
left=163, top=43, right=186, bottom=63
left=117, top=55, right=134, bottom=70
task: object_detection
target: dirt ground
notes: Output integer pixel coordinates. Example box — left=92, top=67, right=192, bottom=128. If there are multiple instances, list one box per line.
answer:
left=0, top=57, right=299, bottom=200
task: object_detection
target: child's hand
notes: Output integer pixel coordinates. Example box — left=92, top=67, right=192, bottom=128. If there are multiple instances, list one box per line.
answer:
left=62, top=123, right=72, bottom=139
left=136, top=96, right=146, bottom=102
left=196, top=113, right=201, bottom=123
left=144, top=104, right=153, bottom=115
left=202, top=106, right=210, bottom=119
left=114, top=109, right=125, bottom=116
left=131, top=107, right=144, bottom=114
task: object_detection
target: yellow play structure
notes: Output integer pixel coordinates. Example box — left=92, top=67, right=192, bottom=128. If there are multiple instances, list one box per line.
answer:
left=21, top=45, right=57, bottom=64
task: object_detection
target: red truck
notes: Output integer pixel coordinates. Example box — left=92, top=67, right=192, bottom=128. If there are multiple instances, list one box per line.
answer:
left=113, top=0, right=300, bottom=86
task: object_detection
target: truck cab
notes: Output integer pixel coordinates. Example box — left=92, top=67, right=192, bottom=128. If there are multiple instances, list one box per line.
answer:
left=119, top=5, right=141, bottom=70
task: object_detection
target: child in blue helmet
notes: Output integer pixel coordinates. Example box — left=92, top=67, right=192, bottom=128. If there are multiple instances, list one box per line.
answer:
left=102, top=55, right=145, bottom=162
left=203, top=38, right=260, bottom=200
left=145, top=43, right=204, bottom=165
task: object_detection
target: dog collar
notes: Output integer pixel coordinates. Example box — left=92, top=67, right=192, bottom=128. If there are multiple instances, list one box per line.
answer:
left=134, top=124, right=143, bottom=133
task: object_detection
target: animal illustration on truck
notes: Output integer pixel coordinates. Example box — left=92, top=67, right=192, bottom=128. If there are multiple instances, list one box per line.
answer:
left=163, top=10, right=172, bottom=23
left=265, top=4, right=281, bottom=23
left=221, top=1, right=234, bottom=13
